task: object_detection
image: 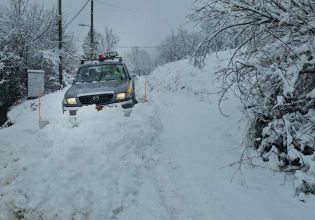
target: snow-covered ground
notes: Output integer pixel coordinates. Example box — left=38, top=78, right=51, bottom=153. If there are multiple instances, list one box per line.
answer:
left=0, top=51, right=314, bottom=219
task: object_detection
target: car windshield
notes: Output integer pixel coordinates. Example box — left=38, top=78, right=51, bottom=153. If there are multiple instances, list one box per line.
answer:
left=76, top=64, right=127, bottom=83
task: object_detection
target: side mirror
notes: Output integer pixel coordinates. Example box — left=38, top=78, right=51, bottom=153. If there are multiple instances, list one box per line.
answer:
left=72, top=79, right=76, bottom=85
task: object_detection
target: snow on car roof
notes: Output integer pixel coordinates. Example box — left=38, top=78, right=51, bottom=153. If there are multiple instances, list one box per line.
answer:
left=80, top=60, right=124, bottom=68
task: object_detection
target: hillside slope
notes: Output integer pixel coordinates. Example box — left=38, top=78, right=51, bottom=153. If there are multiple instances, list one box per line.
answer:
left=145, top=52, right=315, bottom=220
left=0, top=50, right=314, bottom=219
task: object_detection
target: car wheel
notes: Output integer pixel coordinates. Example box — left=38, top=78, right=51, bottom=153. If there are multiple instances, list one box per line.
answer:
left=133, top=94, right=139, bottom=105
left=132, top=91, right=137, bottom=105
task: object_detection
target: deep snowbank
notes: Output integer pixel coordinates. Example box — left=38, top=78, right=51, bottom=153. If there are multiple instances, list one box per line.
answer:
left=149, top=51, right=232, bottom=96
left=0, top=90, right=163, bottom=219
left=145, top=53, right=315, bottom=220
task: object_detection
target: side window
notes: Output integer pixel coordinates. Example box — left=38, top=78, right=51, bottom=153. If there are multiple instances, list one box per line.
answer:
left=124, top=65, right=131, bottom=79
left=117, top=65, right=127, bottom=80
left=77, top=67, right=88, bottom=82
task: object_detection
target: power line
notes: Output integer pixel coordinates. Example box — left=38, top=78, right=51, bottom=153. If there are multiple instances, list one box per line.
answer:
left=65, top=0, right=90, bottom=29
left=118, top=46, right=158, bottom=49
left=94, top=0, right=137, bottom=13
left=25, top=22, right=55, bottom=47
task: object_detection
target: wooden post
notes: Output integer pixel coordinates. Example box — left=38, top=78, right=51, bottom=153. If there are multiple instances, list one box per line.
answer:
left=58, top=0, right=63, bottom=86
left=144, top=80, right=148, bottom=102
left=90, top=0, right=94, bottom=57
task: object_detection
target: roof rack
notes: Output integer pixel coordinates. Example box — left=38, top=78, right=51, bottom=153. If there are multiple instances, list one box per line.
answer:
left=80, top=51, right=122, bottom=65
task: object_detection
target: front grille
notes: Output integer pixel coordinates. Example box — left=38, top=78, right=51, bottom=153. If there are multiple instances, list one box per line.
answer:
left=78, top=93, right=113, bottom=105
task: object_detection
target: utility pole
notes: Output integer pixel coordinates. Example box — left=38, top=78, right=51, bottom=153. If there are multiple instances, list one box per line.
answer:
left=58, top=0, right=63, bottom=87
left=90, top=0, right=94, bottom=58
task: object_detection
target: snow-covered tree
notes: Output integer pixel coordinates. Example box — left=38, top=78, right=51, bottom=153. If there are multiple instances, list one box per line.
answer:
left=0, top=0, right=77, bottom=78
left=157, top=27, right=201, bottom=64
left=0, top=0, right=77, bottom=125
left=0, top=0, right=69, bottom=63
left=83, top=27, right=120, bottom=56
left=0, top=51, right=25, bottom=125
left=191, top=0, right=315, bottom=194
left=82, top=29, right=102, bottom=57
left=125, top=47, right=153, bottom=76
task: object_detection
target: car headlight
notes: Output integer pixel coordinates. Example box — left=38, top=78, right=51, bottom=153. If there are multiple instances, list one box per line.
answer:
left=64, top=98, right=77, bottom=105
left=116, top=93, right=129, bottom=100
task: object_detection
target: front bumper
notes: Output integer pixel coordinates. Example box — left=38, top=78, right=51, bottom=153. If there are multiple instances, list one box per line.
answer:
left=62, top=99, right=133, bottom=112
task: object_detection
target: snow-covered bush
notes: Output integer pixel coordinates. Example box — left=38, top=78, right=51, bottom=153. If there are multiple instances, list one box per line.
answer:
left=29, top=50, right=61, bottom=92
left=0, top=51, right=25, bottom=125
left=191, top=0, right=315, bottom=195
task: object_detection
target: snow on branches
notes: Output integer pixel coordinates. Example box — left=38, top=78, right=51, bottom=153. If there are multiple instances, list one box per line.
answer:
left=0, top=0, right=78, bottom=125
left=191, top=0, right=315, bottom=195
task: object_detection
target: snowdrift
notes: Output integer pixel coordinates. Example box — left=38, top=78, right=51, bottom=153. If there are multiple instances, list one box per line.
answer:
left=0, top=49, right=314, bottom=219
left=0, top=92, right=162, bottom=219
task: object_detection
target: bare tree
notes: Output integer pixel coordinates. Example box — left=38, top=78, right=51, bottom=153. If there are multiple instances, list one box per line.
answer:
left=83, top=27, right=119, bottom=56
left=100, top=27, right=120, bottom=52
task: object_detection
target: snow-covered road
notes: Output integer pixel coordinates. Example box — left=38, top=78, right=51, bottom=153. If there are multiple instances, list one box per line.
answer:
left=1, top=52, right=314, bottom=219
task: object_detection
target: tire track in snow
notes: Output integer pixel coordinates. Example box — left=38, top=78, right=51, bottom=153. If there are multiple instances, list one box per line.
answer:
left=152, top=174, right=179, bottom=220
left=143, top=149, right=190, bottom=220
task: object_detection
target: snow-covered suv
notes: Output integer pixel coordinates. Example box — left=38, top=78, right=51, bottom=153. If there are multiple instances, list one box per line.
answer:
left=62, top=52, right=136, bottom=115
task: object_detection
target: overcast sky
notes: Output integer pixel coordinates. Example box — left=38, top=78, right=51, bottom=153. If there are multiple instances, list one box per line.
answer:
left=30, top=0, right=196, bottom=54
